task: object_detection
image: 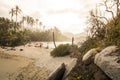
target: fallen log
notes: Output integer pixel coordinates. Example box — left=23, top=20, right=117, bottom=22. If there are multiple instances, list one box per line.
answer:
left=47, top=63, right=66, bottom=80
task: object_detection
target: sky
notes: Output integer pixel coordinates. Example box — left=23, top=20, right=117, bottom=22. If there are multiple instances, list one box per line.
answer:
left=0, top=0, right=102, bottom=34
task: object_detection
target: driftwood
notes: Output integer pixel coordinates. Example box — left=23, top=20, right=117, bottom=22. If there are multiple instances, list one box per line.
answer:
left=47, top=63, right=66, bottom=80
left=62, top=59, right=77, bottom=80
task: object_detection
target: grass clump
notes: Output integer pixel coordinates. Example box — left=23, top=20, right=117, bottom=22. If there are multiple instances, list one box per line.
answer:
left=50, top=44, right=76, bottom=57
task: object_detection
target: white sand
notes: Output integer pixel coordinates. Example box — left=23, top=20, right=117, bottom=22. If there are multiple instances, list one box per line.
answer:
left=0, top=43, right=76, bottom=80
left=6, top=45, right=76, bottom=71
left=0, top=51, right=33, bottom=80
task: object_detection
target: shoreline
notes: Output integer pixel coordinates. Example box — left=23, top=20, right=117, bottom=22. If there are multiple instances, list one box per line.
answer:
left=0, top=45, right=76, bottom=80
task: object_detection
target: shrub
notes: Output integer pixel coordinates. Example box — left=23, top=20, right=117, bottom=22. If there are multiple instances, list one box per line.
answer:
left=79, top=37, right=98, bottom=55
left=50, top=44, right=72, bottom=57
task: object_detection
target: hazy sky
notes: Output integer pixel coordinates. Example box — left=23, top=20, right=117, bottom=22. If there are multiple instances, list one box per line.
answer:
left=0, top=0, right=102, bottom=34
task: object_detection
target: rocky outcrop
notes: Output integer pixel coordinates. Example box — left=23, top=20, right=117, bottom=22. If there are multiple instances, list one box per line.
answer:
left=95, top=46, right=120, bottom=80
left=82, top=48, right=100, bottom=65
left=66, top=48, right=111, bottom=80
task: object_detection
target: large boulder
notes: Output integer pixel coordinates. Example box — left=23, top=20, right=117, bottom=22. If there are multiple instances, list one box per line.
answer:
left=82, top=48, right=101, bottom=65
left=95, top=46, right=120, bottom=80
left=66, top=56, right=111, bottom=80
left=47, top=63, right=66, bottom=80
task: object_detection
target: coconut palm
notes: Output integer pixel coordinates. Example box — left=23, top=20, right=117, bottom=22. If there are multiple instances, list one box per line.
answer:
left=39, top=22, right=42, bottom=30
left=26, top=16, right=35, bottom=29
left=14, top=5, right=22, bottom=23
left=43, top=25, right=45, bottom=31
left=21, top=16, right=26, bottom=26
left=9, top=8, right=14, bottom=21
left=26, top=16, right=31, bottom=27
left=35, top=19, right=39, bottom=29
left=29, top=17, right=35, bottom=28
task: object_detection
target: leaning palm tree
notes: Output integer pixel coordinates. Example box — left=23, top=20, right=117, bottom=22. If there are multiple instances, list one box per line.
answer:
left=9, top=8, right=14, bottom=21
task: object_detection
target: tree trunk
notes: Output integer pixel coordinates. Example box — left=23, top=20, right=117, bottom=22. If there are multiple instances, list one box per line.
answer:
left=72, top=37, right=74, bottom=46
left=15, top=14, right=17, bottom=31
left=53, top=31, right=56, bottom=48
left=47, top=63, right=66, bottom=80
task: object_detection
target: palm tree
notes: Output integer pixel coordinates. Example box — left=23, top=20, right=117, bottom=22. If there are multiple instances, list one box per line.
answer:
left=39, top=22, right=42, bottom=30
left=43, top=25, right=45, bottom=31
left=26, top=16, right=31, bottom=27
left=29, top=17, right=34, bottom=28
left=26, top=16, right=35, bottom=30
left=9, top=8, right=14, bottom=21
left=14, top=5, right=21, bottom=23
left=21, top=16, right=26, bottom=28
left=35, top=19, right=39, bottom=29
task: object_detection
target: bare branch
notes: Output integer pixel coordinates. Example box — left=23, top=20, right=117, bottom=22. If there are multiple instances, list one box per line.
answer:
left=106, top=10, right=116, bottom=20
left=95, top=16, right=109, bottom=23
left=104, top=0, right=116, bottom=22
left=110, top=3, right=116, bottom=8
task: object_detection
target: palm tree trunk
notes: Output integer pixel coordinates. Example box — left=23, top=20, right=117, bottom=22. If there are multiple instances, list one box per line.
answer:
left=53, top=31, right=56, bottom=48
left=72, top=37, right=74, bottom=46
left=11, top=16, right=12, bottom=21
left=15, top=14, right=17, bottom=31
left=16, top=15, right=17, bottom=23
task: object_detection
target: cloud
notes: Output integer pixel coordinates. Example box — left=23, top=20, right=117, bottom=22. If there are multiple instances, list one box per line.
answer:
left=0, top=0, right=103, bottom=33
left=0, top=1, right=10, bottom=17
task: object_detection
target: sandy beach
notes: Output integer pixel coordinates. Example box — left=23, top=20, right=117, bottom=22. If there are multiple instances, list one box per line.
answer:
left=0, top=43, right=76, bottom=80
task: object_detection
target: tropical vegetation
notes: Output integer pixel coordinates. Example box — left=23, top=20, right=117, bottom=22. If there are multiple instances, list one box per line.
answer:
left=0, top=5, right=69, bottom=47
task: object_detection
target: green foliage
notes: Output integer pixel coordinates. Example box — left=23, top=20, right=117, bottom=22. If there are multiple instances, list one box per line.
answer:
left=68, top=72, right=82, bottom=80
left=0, top=17, right=69, bottom=47
left=80, top=7, right=120, bottom=55
left=79, top=37, right=99, bottom=55
left=0, top=17, right=29, bottom=46
left=28, top=27, right=69, bottom=42
left=103, top=25, right=120, bottom=46
left=50, top=44, right=72, bottom=57
left=68, top=1, right=120, bottom=80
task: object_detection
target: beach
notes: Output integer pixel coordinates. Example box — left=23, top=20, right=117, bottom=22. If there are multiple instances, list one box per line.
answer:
left=0, top=43, right=76, bottom=80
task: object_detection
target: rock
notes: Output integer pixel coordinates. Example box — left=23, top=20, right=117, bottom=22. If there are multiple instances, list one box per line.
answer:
left=47, top=63, right=66, bottom=80
left=94, top=70, right=111, bottom=80
left=5, top=47, right=16, bottom=51
left=11, top=47, right=16, bottom=51
left=20, top=49, right=23, bottom=51
left=94, top=46, right=120, bottom=80
left=66, top=56, right=111, bottom=80
left=82, top=48, right=100, bottom=65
